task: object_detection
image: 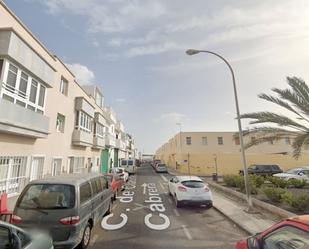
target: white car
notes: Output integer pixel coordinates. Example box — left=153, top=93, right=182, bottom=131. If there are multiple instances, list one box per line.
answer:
left=120, top=159, right=136, bottom=174
left=118, top=167, right=129, bottom=182
left=273, top=167, right=309, bottom=181
left=168, top=176, right=213, bottom=208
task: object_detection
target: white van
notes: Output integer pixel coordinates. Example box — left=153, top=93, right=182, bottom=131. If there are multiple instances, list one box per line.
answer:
left=120, top=159, right=136, bottom=174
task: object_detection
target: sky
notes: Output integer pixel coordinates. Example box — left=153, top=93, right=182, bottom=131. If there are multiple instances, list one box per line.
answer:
left=5, top=0, right=309, bottom=153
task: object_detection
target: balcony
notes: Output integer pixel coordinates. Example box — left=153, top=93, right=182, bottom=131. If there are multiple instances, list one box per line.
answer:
left=105, top=134, right=116, bottom=147
left=75, top=97, right=95, bottom=118
left=116, top=139, right=126, bottom=150
left=0, top=98, right=49, bottom=138
left=72, top=129, right=93, bottom=146
left=93, top=135, right=105, bottom=149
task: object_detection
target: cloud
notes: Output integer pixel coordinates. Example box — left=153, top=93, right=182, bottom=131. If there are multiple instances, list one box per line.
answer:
left=66, top=63, right=95, bottom=85
left=125, top=42, right=180, bottom=57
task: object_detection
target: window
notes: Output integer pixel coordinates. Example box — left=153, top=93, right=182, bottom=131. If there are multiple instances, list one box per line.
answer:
left=56, top=113, right=65, bottom=133
left=202, top=137, right=207, bottom=145
left=30, top=157, right=44, bottom=181
left=59, top=77, right=68, bottom=95
left=0, top=59, right=3, bottom=78
left=1, top=61, right=46, bottom=114
left=0, top=156, right=27, bottom=195
left=91, top=178, right=102, bottom=195
left=263, top=225, right=308, bottom=249
left=0, top=226, right=10, bottom=248
left=77, top=111, right=92, bottom=133
left=80, top=182, right=92, bottom=204
left=6, top=63, right=18, bottom=90
left=70, top=157, right=85, bottom=173
left=218, top=137, right=224, bottom=145
left=95, top=123, right=105, bottom=137
left=186, top=137, right=191, bottom=145
left=29, top=79, right=38, bottom=104
left=38, top=85, right=45, bottom=107
left=52, top=158, right=62, bottom=176
left=235, top=137, right=240, bottom=145
left=100, top=176, right=108, bottom=190
left=18, top=72, right=28, bottom=98
left=285, top=137, right=291, bottom=145
left=18, top=184, right=75, bottom=209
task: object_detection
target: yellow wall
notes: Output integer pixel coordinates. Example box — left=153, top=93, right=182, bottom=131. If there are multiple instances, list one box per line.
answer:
left=156, top=132, right=309, bottom=175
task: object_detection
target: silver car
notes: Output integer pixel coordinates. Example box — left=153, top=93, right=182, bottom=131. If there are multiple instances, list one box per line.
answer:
left=0, top=221, right=53, bottom=249
left=12, top=173, right=113, bottom=249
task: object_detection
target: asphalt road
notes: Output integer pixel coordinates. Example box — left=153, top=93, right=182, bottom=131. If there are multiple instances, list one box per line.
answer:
left=89, top=164, right=246, bottom=249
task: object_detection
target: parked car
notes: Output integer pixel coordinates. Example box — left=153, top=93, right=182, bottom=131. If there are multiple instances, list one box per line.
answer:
left=110, top=167, right=129, bottom=182
left=152, top=160, right=161, bottom=169
left=0, top=221, right=53, bottom=249
left=105, top=173, right=125, bottom=200
left=168, top=176, right=213, bottom=208
left=12, top=173, right=113, bottom=249
left=120, top=159, right=136, bottom=174
left=273, top=167, right=309, bottom=181
left=155, top=163, right=168, bottom=173
left=235, top=215, right=309, bottom=249
left=135, top=159, right=141, bottom=167
left=239, top=164, right=283, bottom=176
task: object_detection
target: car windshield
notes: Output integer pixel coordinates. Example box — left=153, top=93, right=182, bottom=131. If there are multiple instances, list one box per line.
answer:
left=121, top=160, right=127, bottom=166
left=158, top=164, right=166, bottom=167
left=128, top=160, right=133, bottom=165
left=181, top=181, right=205, bottom=188
left=18, top=184, right=75, bottom=209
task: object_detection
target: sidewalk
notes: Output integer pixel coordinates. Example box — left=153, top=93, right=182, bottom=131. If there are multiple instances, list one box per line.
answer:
left=167, top=168, right=276, bottom=235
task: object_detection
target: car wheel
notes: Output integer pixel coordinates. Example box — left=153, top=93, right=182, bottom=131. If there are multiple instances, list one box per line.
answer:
left=175, top=195, right=181, bottom=208
left=80, top=223, right=91, bottom=249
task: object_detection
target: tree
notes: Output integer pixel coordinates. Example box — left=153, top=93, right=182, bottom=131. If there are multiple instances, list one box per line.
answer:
left=239, top=77, right=309, bottom=159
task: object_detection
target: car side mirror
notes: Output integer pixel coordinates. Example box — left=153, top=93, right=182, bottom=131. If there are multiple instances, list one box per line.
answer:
left=11, top=232, right=22, bottom=249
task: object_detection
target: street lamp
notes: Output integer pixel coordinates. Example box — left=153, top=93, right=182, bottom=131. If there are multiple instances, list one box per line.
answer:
left=176, top=122, right=182, bottom=171
left=186, top=48, right=252, bottom=209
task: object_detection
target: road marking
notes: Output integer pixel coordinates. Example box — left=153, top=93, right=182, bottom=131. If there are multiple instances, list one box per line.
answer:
left=168, top=198, right=173, bottom=204
left=160, top=174, right=168, bottom=182
left=182, top=225, right=193, bottom=240
left=132, top=202, right=150, bottom=211
left=173, top=208, right=180, bottom=216
left=141, top=183, right=147, bottom=194
left=159, top=181, right=165, bottom=191
left=89, top=234, right=99, bottom=247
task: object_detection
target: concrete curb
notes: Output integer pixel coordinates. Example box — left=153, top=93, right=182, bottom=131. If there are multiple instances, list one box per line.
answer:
left=207, top=181, right=296, bottom=219
left=212, top=204, right=252, bottom=235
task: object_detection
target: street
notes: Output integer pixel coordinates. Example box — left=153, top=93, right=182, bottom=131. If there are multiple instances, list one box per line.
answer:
left=89, top=164, right=247, bottom=249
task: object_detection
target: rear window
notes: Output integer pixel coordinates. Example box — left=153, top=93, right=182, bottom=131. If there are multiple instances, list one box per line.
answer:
left=121, top=160, right=127, bottom=166
left=18, top=184, right=75, bottom=209
left=158, top=164, right=166, bottom=167
left=271, top=165, right=280, bottom=170
left=181, top=181, right=205, bottom=188
left=128, top=160, right=133, bottom=165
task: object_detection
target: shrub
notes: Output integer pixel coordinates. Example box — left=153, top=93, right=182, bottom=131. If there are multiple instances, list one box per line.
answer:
left=267, top=176, right=289, bottom=188
left=263, top=187, right=287, bottom=203
left=250, top=175, right=265, bottom=188
left=223, top=175, right=238, bottom=187
left=288, top=179, right=307, bottom=189
left=283, top=192, right=309, bottom=212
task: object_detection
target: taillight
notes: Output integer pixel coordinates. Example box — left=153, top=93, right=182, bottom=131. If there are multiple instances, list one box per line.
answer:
left=178, top=186, right=187, bottom=192
left=204, top=187, right=210, bottom=192
left=59, top=216, right=80, bottom=225
left=11, top=215, right=22, bottom=224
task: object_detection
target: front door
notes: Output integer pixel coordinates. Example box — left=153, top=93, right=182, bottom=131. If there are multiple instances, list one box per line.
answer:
left=30, top=157, right=44, bottom=181
left=101, top=149, right=109, bottom=174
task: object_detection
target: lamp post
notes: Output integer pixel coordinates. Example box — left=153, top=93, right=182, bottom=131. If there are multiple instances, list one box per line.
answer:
left=186, top=49, right=252, bottom=208
left=176, top=122, right=182, bottom=171
left=213, top=154, right=218, bottom=181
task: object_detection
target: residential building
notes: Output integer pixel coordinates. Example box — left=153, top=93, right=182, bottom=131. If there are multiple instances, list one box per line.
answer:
left=0, top=2, right=137, bottom=197
left=155, top=131, right=309, bottom=175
